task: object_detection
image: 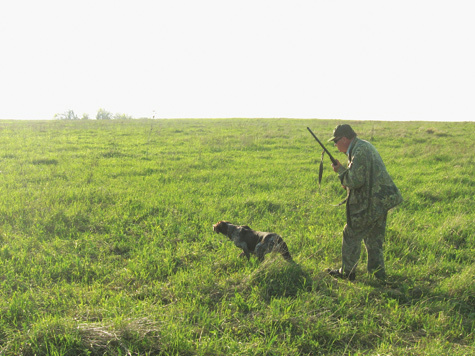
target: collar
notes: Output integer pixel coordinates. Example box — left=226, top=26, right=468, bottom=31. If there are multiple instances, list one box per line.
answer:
left=346, top=138, right=356, bottom=158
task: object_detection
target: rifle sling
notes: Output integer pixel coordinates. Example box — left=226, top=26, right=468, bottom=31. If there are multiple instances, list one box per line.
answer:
left=317, top=146, right=348, bottom=207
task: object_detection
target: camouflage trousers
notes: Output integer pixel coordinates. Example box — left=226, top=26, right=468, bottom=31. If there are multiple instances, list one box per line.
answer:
left=341, top=212, right=387, bottom=279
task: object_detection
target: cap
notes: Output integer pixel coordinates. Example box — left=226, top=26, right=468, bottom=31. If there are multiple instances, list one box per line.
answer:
left=327, top=124, right=356, bottom=142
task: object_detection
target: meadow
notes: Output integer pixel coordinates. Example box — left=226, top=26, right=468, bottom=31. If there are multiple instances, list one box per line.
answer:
left=0, top=118, right=473, bottom=355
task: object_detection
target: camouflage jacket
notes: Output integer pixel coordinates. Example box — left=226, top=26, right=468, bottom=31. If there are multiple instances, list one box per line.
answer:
left=337, top=138, right=403, bottom=230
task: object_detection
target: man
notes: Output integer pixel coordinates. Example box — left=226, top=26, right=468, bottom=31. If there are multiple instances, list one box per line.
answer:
left=326, top=124, right=403, bottom=281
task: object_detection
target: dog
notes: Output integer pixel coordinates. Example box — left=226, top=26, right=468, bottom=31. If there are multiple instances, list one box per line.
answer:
left=213, top=221, right=292, bottom=262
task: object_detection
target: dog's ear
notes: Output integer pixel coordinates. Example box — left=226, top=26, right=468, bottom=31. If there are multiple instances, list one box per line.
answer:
left=213, top=221, right=228, bottom=234
left=213, top=221, right=223, bottom=234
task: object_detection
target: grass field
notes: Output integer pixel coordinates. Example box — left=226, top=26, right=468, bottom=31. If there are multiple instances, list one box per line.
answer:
left=0, top=118, right=473, bottom=355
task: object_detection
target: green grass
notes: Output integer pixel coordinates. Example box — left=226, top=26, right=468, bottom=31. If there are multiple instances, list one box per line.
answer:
left=0, top=118, right=473, bottom=355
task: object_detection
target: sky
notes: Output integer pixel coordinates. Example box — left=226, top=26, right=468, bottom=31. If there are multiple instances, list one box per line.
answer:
left=1, top=0, right=474, bottom=121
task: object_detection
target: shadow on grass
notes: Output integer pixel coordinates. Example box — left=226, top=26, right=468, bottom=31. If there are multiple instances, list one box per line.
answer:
left=363, top=270, right=474, bottom=318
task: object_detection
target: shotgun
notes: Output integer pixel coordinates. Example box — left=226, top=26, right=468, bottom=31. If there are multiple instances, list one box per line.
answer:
left=306, top=127, right=338, bottom=165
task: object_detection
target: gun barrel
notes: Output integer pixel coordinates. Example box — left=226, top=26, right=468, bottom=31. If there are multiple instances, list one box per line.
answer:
left=307, top=127, right=338, bottom=165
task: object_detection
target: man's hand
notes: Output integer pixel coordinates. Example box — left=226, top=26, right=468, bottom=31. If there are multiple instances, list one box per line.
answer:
left=332, top=160, right=342, bottom=172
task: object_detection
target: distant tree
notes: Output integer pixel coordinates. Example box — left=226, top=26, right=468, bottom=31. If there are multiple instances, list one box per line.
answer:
left=54, top=110, right=79, bottom=120
left=96, top=108, right=112, bottom=120
left=114, top=113, right=134, bottom=120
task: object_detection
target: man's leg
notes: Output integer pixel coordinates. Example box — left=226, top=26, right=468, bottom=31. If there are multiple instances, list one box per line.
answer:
left=364, top=213, right=388, bottom=279
left=341, top=223, right=363, bottom=277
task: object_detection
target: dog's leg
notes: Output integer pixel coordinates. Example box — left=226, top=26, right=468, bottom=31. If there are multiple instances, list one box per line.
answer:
left=255, top=242, right=268, bottom=262
left=242, top=247, right=251, bottom=260
left=235, top=242, right=251, bottom=260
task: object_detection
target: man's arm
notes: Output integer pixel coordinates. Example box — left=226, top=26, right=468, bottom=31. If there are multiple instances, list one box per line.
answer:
left=334, top=146, right=367, bottom=189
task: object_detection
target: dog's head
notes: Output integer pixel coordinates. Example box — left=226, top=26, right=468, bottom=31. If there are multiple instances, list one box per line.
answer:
left=213, top=220, right=229, bottom=235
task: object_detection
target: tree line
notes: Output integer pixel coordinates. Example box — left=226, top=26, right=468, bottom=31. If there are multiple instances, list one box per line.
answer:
left=54, top=108, right=134, bottom=120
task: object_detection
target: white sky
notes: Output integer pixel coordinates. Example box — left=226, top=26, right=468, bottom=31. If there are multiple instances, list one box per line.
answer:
left=1, top=0, right=474, bottom=121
